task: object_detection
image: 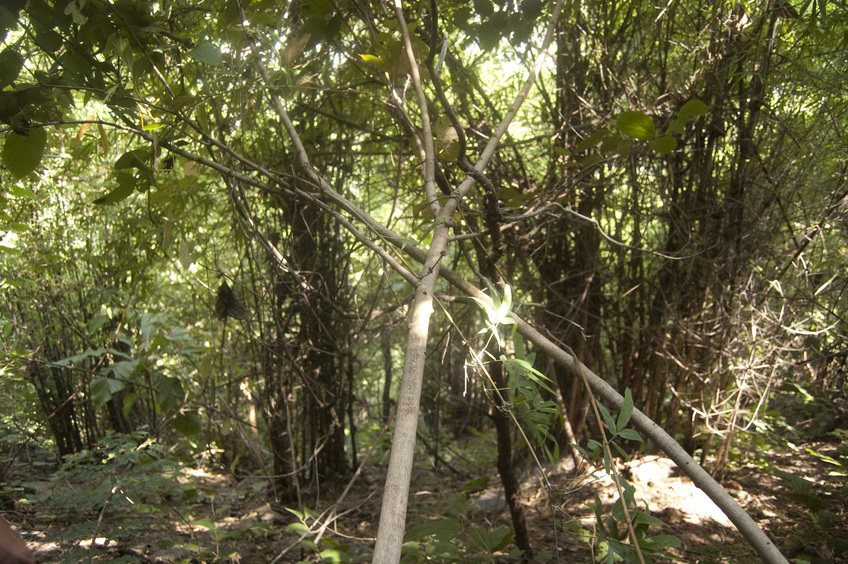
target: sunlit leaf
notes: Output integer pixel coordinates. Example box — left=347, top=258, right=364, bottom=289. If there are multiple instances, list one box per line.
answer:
left=497, top=291, right=515, bottom=326
left=501, top=356, right=555, bottom=395
left=678, top=99, right=709, bottom=119
left=470, top=295, right=496, bottom=323
left=616, top=111, right=656, bottom=140
left=64, top=1, right=88, bottom=24
left=9, top=184, right=35, bottom=198
left=191, top=517, right=216, bottom=530
left=281, top=32, right=311, bottom=66
left=179, top=240, right=196, bottom=270
left=434, top=114, right=459, bottom=162
left=318, top=546, right=350, bottom=563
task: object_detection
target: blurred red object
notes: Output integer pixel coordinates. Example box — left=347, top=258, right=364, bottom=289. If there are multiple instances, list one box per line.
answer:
left=0, top=516, right=34, bottom=564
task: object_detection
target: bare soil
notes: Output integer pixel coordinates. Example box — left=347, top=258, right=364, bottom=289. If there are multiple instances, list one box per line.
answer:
left=9, top=435, right=847, bottom=563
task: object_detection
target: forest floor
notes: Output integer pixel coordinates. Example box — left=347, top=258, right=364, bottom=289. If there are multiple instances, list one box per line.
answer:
left=9, top=429, right=847, bottom=564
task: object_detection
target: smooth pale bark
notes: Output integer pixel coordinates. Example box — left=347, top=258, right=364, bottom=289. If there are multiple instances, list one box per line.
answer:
left=371, top=222, right=451, bottom=564
left=370, top=1, right=565, bottom=560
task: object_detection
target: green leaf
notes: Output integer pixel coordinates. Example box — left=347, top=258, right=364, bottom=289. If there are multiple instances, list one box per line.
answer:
left=318, top=546, right=350, bottom=563
left=597, top=401, right=617, bottom=434
left=90, top=376, right=127, bottom=409
left=641, top=534, right=682, bottom=548
left=805, top=447, right=842, bottom=466
left=285, top=506, right=317, bottom=523
left=191, top=517, right=216, bottom=530
left=616, top=111, right=656, bottom=140
left=179, top=240, right=196, bottom=270
left=666, top=100, right=710, bottom=135
left=188, top=42, right=223, bottom=66
left=600, top=133, right=628, bottom=156
left=616, top=429, right=643, bottom=442
left=0, top=2, right=25, bottom=42
left=434, top=114, right=459, bottom=162
left=497, top=284, right=513, bottom=323
left=153, top=373, right=184, bottom=415
left=650, top=134, right=677, bottom=154
left=114, top=149, right=151, bottom=170
left=172, top=411, right=203, bottom=436
left=610, top=440, right=630, bottom=460
left=513, top=332, right=526, bottom=360
left=359, top=53, right=382, bottom=65
left=617, top=388, right=634, bottom=431
left=576, top=129, right=608, bottom=152
left=36, top=29, right=64, bottom=52
left=404, top=518, right=460, bottom=542
left=773, top=469, right=814, bottom=495
left=634, top=511, right=664, bottom=526
left=93, top=172, right=137, bottom=204
left=56, top=347, right=107, bottom=365
left=108, top=359, right=140, bottom=381
left=0, top=48, right=23, bottom=89
left=87, top=314, right=109, bottom=333
left=473, top=0, right=495, bottom=18
left=501, top=356, right=555, bottom=395
left=577, top=153, right=603, bottom=169
left=468, top=526, right=513, bottom=553
left=8, top=184, right=35, bottom=198
left=477, top=18, right=502, bottom=51
left=678, top=99, right=709, bottom=119
left=64, top=0, right=88, bottom=24
left=3, top=128, right=47, bottom=178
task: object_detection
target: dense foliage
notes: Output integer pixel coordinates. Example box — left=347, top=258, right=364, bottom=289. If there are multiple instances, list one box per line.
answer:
left=1, top=0, right=847, bottom=561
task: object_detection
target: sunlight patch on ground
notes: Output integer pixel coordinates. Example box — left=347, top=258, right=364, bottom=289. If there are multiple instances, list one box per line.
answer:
left=623, top=455, right=732, bottom=526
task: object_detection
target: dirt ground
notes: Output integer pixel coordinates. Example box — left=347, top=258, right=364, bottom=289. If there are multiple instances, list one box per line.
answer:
left=7, top=433, right=846, bottom=564
left=5, top=443, right=848, bottom=563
